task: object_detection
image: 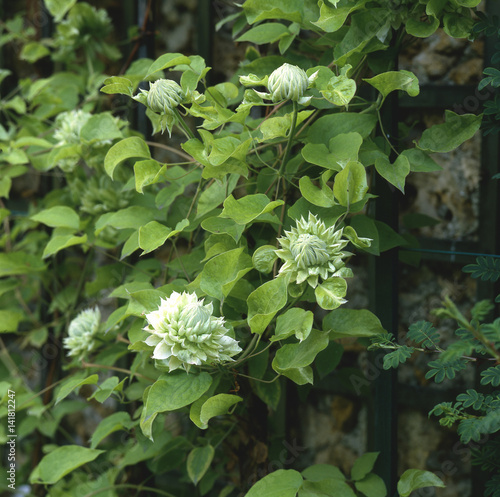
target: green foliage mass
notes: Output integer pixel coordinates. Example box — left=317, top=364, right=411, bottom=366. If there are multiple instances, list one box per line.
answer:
left=0, top=0, right=488, bottom=495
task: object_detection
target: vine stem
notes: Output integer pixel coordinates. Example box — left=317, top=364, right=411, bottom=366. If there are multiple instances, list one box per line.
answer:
left=146, top=140, right=194, bottom=162
left=277, top=100, right=299, bottom=179
left=235, top=371, right=281, bottom=384
left=174, top=108, right=196, bottom=140
left=81, top=361, right=155, bottom=382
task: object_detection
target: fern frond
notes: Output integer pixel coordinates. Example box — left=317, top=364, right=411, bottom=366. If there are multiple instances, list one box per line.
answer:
left=425, top=359, right=467, bottom=383
left=463, top=257, right=500, bottom=282
left=482, top=366, right=500, bottom=387
left=407, top=320, right=440, bottom=349
left=457, top=389, right=485, bottom=410
left=382, top=346, right=414, bottom=370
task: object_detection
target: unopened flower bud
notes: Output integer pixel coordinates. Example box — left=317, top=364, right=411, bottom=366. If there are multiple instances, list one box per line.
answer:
left=268, top=63, right=310, bottom=102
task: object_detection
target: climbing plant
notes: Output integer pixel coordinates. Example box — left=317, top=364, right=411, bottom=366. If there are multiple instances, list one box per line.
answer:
left=0, top=0, right=487, bottom=496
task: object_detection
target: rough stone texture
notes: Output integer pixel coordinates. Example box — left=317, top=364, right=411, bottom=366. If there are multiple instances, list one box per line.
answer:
left=399, top=29, right=483, bottom=86
left=298, top=394, right=367, bottom=474
left=401, top=127, right=481, bottom=240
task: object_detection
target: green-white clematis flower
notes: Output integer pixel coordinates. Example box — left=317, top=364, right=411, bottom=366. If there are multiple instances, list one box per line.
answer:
left=63, top=308, right=101, bottom=361
left=275, top=213, right=354, bottom=288
left=240, top=63, right=318, bottom=105
left=274, top=213, right=371, bottom=309
left=54, top=109, right=92, bottom=146
left=143, top=291, right=242, bottom=372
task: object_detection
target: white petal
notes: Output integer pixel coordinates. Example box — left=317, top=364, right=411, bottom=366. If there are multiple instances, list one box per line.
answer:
left=152, top=341, right=172, bottom=360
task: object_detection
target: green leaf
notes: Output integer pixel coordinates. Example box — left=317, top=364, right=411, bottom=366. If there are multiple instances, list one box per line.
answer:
left=80, top=113, right=123, bottom=143
left=140, top=372, right=212, bottom=440
left=323, top=308, right=386, bottom=339
left=313, top=0, right=367, bottom=33
left=349, top=215, right=379, bottom=255
left=417, top=111, right=482, bottom=154
left=42, top=232, right=87, bottom=258
left=55, top=374, right=99, bottom=405
left=299, top=175, right=337, bottom=208
left=383, top=346, right=414, bottom=370
left=463, top=257, right=500, bottom=282
left=104, top=137, right=151, bottom=179
left=138, top=220, right=189, bottom=255
left=364, top=70, right=419, bottom=99
left=197, top=174, right=238, bottom=217
left=315, top=278, right=348, bottom=310
left=306, top=113, right=377, bottom=145
left=236, top=23, right=290, bottom=44
left=221, top=194, right=283, bottom=225
left=425, top=359, right=467, bottom=383
left=0, top=176, right=11, bottom=198
left=187, top=445, right=215, bottom=485
left=20, top=42, right=50, bottom=63
left=480, top=366, right=500, bottom=387
left=397, top=469, right=445, bottom=497
left=242, top=0, right=305, bottom=24
left=402, top=213, right=441, bottom=229
left=0, top=252, right=46, bottom=276
left=0, top=310, right=24, bottom=333
left=100, top=76, right=134, bottom=97
left=333, top=9, right=390, bottom=65
left=457, top=389, right=484, bottom=410
left=145, top=53, right=192, bottom=78
left=354, top=473, right=387, bottom=497
left=272, top=329, right=329, bottom=384
left=200, top=247, right=253, bottom=300
left=299, top=479, right=357, bottom=497
left=351, top=452, right=379, bottom=481
left=333, top=161, right=368, bottom=206
left=252, top=245, right=278, bottom=273
left=272, top=308, right=314, bottom=342
left=247, top=277, right=288, bottom=335
left=95, top=206, right=156, bottom=234
left=31, top=445, right=104, bottom=484
left=88, top=376, right=126, bottom=403
left=201, top=216, right=246, bottom=242
left=31, top=206, right=80, bottom=230
left=406, top=13, right=439, bottom=37
left=443, top=13, right=474, bottom=39
left=407, top=321, right=440, bottom=348
left=244, top=469, right=303, bottom=497
left=302, top=464, right=345, bottom=481
left=321, top=72, right=356, bottom=107
left=90, top=412, right=134, bottom=449
left=134, top=159, right=165, bottom=193
left=374, top=155, right=410, bottom=193
left=199, top=394, right=242, bottom=425
left=315, top=341, right=344, bottom=379
left=44, top=0, right=77, bottom=21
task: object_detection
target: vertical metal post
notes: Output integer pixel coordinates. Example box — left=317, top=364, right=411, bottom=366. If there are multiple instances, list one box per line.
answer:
left=136, top=0, right=155, bottom=138
left=196, top=0, right=213, bottom=84
left=367, top=54, right=400, bottom=497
